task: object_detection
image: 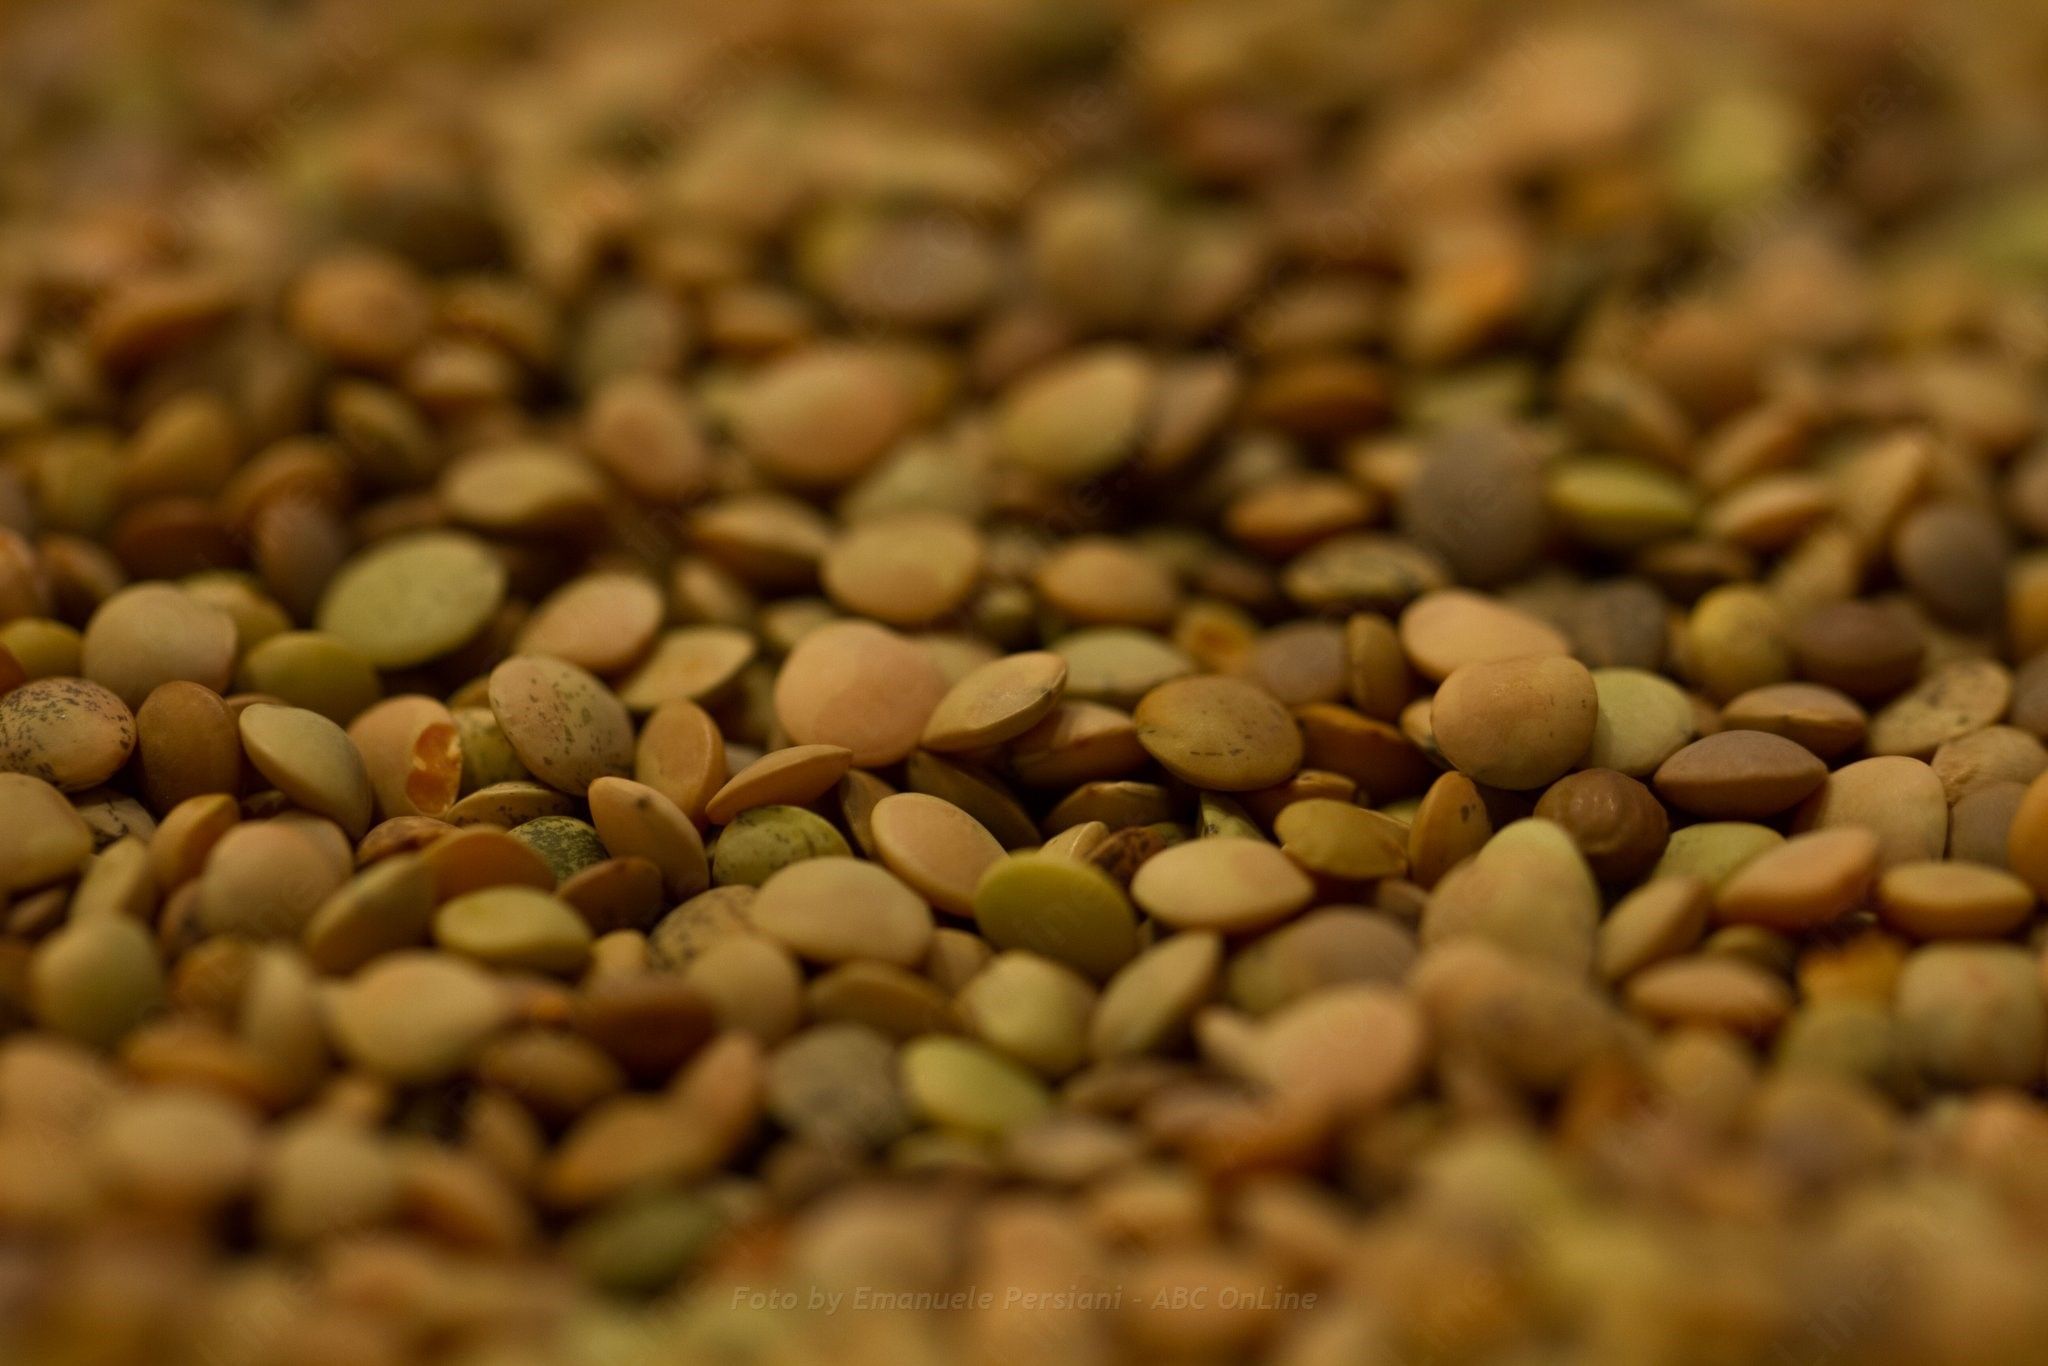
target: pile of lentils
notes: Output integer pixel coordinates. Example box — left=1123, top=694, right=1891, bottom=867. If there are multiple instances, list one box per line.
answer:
left=10, top=0, right=2048, bottom=1362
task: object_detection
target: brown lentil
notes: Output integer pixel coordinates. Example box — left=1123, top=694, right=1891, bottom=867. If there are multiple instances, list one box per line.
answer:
left=1718, top=682, right=1868, bottom=761
left=1652, top=730, right=1828, bottom=819
left=1533, top=769, right=1671, bottom=885
left=1132, top=675, right=1302, bottom=792
left=487, top=657, right=634, bottom=797
left=772, top=620, right=947, bottom=767
left=1430, top=654, right=1598, bottom=790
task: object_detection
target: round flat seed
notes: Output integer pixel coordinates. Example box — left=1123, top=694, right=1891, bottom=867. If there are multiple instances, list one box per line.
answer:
left=94, top=1088, right=259, bottom=1214
left=1226, top=909, right=1415, bottom=1015
left=454, top=706, right=529, bottom=791
left=730, top=345, right=916, bottom=490
left=1653, top=730, right=1827, bottom=818
left=1867, top=659, right=2012, bottom=758
left=74, top=790, right=154, bottom=848
left=445, top=781, right=576, bottom=827
left=773, top=621, right=946, bottom=767
left=1283, top=533, right=1450, bottom=614
left=1876, top=861, right=2034, bottom=939
left=440, top=444, right=607, bottom=533
left=1343, top=612, right=1411, bottom=721
left=1789, top=600, right=1922, bottom=701
left=767, top=1024, right=911, bottom=1150
left=509, top=816, right=609, bottom=882
left=1719, top=683, right=1866, bottom=760
left=2006, top=769, right=2048, bottom=898
left=1652, top=821, right=1783, bottom=887
left=0, top=677, right=134, bottom=791
left=488, top=656, right=634, bottom=796
left=302, top=853, right=436, bottom=974
left=1036, top=538, right=1181, bottom=628
left=617, top=628, right=756, bottom=711
left=239, top=703, right=375, bottom=838
left=420, top=826, right=556, bottom=899
left=704, top=745, right=855, bottom=826
left=1006, top=701, right=1146, bottom=788
left=1951, top=781, right=2025, bottom=868
left=1046, top=775, right=1166, bottom=836
left=1625, top=955, right=1792, bottom=1036
left=1399, top=421, right=1547, bottom=585
left=1041, top=820, right=1111, bottom=861
left=995, top=345, right=1152, bottom=482
left=290, top=249, right=429, bottom=367
left=634, top=700, right=727, bottom=826
left=1896, top=944, right=2045, bottom=1088
left=1685, top=585, right=1790, bottom=703
left=316, top=532, right=506, bottom=669
left=1397, top=589, right=1569, bottom=680
left=1597, top=875, right=1710, bottom=982
left=973, top=853, right=1140, bottom=980
left=1130, top=838, right=1314, bottom=933
left=1251, top=985, right=1425, bottom=1117
left=235, top=632, right=380, bottom=725
left=587, top=776, right=709, bottom=902
left=1407, top=772, right=1491, bottom=887
left=515, top=573, right=666, bottom=677
left=198, top=820, right=348, bottom=939
left=258, top=1117, right=399, bottom=1246
left=1247, top=619, right=1352, bottom=707
left=81, top=583, right=237, bottom=708
left=0, top=621, right=76, bottom=681
left=30, top=913, right=163, bottom=1048
left=688, top=495, right=833, bottom=591
left=955, top=952, right=1096, bottom=1076
left=134, top=680, right=240, bottom=813
left=1794, top=756, right=1948, bottom=868
left=831, top=770, right=897, bottom=856
left=1931, top=726, right=2046, bottom=804
left=1533, top=769, right=1670, bottom=884
left=750, top=857, right=933, bottom=967
left=434, top=887, right=593, bottom=974
left=920, top=633, right=1006, bottom=687
left=900, top=1035, right=1052, bottom=1136
left=1052, top=629, right=1196, bottom=707
left=1585, top=668, right=1696, bottom=776
left=1273, top=800, right=1408, bottom=882
left=921, top=652, right=1068, bottom=751
left=821, top=512, right=984, bottom=626
left=1547, top=456, right=1697, bottom=550
left=584, top=374, right=713, bottom=504
left=346, top=695, right=461, bottom=821
left=1292, top=712, right=1413, bottom=802
left=869, top=792, right=1004, bottom=917
left=1090, top=932, right=1221, bottom=1060
left=648, top=886, right=758, bottom=969
left=1421, top=818, right=1600, bottom=972
left=1431, top=654, right=1597, bottom=790
left=324, top=951, right=510, bottom=1084
left=1132, top=675, right=1302, bottom=792
left=710, top=805, right=851, bottom=887
left=1715, top=828, right=1881, bottom=932
left=1895, top=500, right=2008, bottom=628
left=558, top=856, right=666, bottom=934
left=147, top=791, right=238, bottom=891
left=69, top=836, right=154, bottom=923
left=683, top=935, right=802, bottom=1041
left=807, top=959, right=952, bottom=1040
